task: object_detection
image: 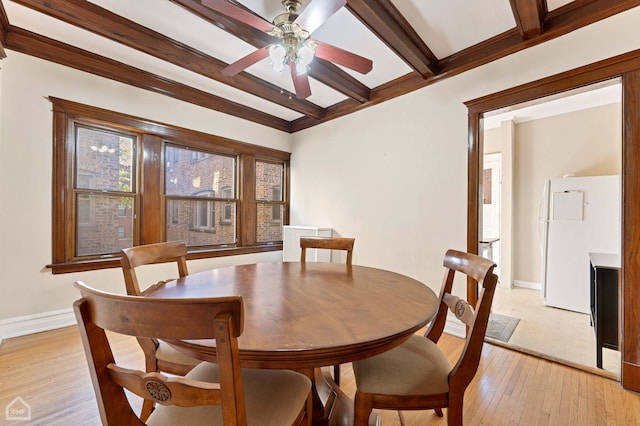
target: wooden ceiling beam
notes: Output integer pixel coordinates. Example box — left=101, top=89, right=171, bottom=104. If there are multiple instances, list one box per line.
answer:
left=291, top=0, right=640, bottom=131
left=347, top=0, right=439, bottom=77
left=0, top=1, right=8, bottom=58
left=4, top=26, right=291, bottom=132
left=543, top=0, right=640, bottom=32
left=172, top=0, right=371, bottom=103
left=11, top=0, right=325, bottom=120
left=442, top=0, right=640, bottom=75
left=309, top=59, right=371, bottom=102
left=509, top=0, right=546, bottom=39
left=3, top=0, right=640, bottom=132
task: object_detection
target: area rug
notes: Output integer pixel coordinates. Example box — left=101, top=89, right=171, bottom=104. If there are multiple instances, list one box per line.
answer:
left=486, top=313, right=520, bottom=343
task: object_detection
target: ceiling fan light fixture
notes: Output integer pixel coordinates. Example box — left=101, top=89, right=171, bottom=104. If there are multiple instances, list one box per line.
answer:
left=295, top=41, right=315, bottom=75
left=268, top=44, right=286, bottom=72
left=269, top=38, right=316, bottom=75
left=298, top=42, right=315, bottom=65
left=205, top=0, right=368, bottom=99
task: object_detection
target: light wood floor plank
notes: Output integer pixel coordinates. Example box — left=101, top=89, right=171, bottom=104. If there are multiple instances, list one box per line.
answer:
left=1, top=326, right=640, bottom=425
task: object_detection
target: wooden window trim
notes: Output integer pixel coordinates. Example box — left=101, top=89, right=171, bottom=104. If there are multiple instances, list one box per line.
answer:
left=49, top=98, right=289, bottom=274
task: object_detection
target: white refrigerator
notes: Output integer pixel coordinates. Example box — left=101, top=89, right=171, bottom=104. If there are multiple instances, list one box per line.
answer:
left=539, top=175, right=620, bottom=313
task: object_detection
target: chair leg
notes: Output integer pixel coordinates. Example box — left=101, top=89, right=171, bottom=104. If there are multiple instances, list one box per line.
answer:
left=446, top=396, right=463, bottom=425
left=354, top=391, right=373, bottom=426
left=435, top=408, right=444, bottom=417
left=304, top=390, right=313, bottom=426
left=333, top=364, right=340, bottom=386
left=140, top=399, right=154, bottom=422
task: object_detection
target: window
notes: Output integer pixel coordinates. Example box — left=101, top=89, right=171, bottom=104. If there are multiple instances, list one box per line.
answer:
left=51, top=98, right=289, bottom=273
left=221, top=186, right=234, bottom=224
left=271, top=186, right=282, bottom=222
left=73, top=126, right=135, bottom=257
left=193, top=191, right=216, bottom=232
left=190, top=151, right=208, bottom=162
left=165, top=145, right=237, bottom=246
left=255, top=160, right=286, bottom=243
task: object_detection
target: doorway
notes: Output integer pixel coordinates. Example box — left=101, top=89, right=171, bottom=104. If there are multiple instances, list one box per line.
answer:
left=479, top=80, right=622, bottom=377
left=467, top=52, right=640, bottom=392
left=482, top=153, right=501, bottom=268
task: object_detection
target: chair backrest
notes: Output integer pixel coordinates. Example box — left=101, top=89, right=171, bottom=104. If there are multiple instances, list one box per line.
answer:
left=425, top=249, right=498, bottom=392
left=120, top=241, right=189, bottom=296
left=73, top=281, right=245, bottom=425
left=299, top=237, right=355, bottom=265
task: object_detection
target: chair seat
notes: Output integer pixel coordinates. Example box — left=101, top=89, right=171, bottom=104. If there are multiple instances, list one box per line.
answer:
left=147, top=362, right=311, bottom=426
left=353, top=335, right=451, bottom=396
left=156, top=340, right=201, bottom=367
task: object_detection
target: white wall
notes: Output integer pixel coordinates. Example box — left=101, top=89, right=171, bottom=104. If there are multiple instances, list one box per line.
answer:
left=290, top=83, right=469, bottom=286
left=290, top=7, right=640, bottom=291
left=0, top=53, right=291, bottom=338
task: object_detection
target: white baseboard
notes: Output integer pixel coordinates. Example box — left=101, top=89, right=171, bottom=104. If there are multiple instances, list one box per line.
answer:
left=443, top=317, right=466, bottom=338
left=513, top=280, right=541, bottom=291
left=0, top=308, right=76, bottom=344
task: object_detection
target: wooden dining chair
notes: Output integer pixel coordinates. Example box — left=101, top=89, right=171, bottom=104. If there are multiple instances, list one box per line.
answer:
left=352, top=249, right=498, bottom=425
left=120, top=241, right=201, bottom=420
left=299, top=236, right=355, bottom=386
left=73, top=281, right=313, bottom=426
left=299, top=237, right=355, bottom=265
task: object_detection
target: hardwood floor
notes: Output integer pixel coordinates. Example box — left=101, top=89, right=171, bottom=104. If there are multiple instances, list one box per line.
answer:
left=1, top=326, right=639, bottom=425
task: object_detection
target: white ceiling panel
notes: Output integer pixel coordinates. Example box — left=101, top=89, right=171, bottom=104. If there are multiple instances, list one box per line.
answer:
left=390, top=0, right=516, bottom=59
left=2, top=0, right=633, bottom=131
left=547, top=0, right=576, bottom=12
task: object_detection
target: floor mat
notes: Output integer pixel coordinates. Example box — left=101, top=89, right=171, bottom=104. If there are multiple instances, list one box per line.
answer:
left=486, top=313, right=520, bottom=342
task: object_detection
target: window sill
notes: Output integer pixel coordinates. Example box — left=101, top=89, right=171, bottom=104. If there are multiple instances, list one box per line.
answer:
left=47, top=243, right=283, bottom=274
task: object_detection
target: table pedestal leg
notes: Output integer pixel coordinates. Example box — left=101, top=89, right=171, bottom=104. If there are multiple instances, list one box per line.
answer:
left=299, top=367, right=379, bottom=426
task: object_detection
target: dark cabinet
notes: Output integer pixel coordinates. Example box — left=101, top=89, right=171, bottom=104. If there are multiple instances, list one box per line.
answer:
left=589, top=252, right=620, bottom=369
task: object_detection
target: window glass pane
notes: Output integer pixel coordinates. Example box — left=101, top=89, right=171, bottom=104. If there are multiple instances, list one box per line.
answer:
left=76, top=127, right=134, bottom=192
left=256, top=204, right=283, bottom=242
left=272, top=203, right=282, bottom=221
left=195, top=198, right=214, bottom=230
left=256, top=161, right=283, bottom=201
left=165, top=145, right=235, bottom=196
left=220, top=186, right=234, bottom=223
left=76, top=194, right=134, bottom=256
left=166, top=199, right=236, bottom=246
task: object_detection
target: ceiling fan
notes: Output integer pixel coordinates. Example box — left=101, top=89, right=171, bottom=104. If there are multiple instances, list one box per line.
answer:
left=202, top=0, right=373, bottom=99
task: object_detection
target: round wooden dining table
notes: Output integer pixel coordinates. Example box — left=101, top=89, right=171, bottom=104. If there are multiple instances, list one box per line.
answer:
left=147, top=261, right=438, bottom=425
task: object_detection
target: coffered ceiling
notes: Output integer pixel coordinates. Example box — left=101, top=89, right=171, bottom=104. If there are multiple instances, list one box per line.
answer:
left=0, top=0, right=638, bottom=132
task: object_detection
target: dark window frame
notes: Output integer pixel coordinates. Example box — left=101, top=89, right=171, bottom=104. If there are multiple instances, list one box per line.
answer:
left=49, top=98, right=289, bottom=274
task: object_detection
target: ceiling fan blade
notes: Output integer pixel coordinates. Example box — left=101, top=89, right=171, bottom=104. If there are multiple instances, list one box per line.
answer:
left=202, top=0, right=276, bottom=32
left=294, top=0, right=346, bottom=34
left=314, top=41, right=373, bottom=74
left=221, top=45, right=271, bottom=76
left=290, top=62, right=312, bottom=99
